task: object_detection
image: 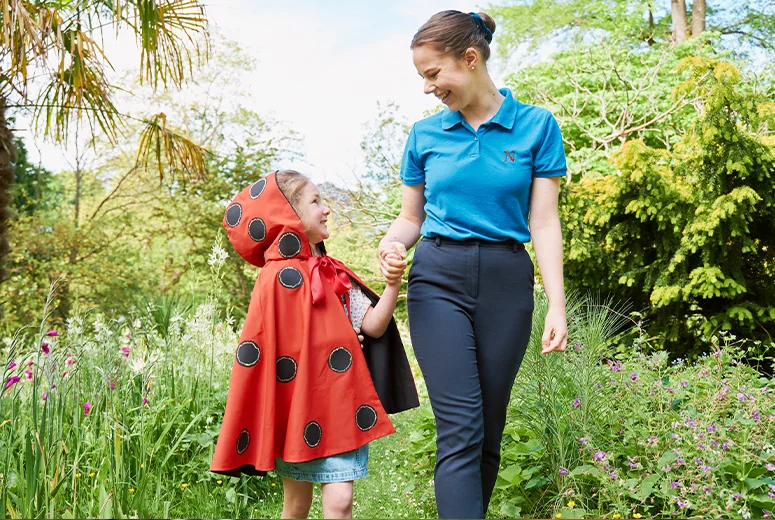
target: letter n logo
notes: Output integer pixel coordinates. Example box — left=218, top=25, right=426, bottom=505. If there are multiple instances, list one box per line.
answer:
left=504, top=150, right=516, bottom=163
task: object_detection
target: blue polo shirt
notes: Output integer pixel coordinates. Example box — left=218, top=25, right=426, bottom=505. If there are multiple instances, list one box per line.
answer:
left=400, top=88, right=567, bottom=243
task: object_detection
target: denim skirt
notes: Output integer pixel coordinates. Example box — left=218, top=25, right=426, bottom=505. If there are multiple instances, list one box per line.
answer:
left=273, top=444, right=369, bottom=483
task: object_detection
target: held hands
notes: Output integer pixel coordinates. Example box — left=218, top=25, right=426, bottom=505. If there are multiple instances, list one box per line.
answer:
left=541, top=306, right=568, bottom=355
left=378, top=241, right=408, bottom=285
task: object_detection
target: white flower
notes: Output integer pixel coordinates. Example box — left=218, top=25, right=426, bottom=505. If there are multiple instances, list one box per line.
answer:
left=208, top=243, right=228, bottom=269
left=129, top=357, right=147, bottom=374
left=739, top=506, right=751, bottom=519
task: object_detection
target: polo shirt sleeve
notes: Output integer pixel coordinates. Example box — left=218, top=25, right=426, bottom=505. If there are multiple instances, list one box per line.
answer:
left=533, top=113, right=567, bottom=178
left=400, top=124, right=425, bottom=186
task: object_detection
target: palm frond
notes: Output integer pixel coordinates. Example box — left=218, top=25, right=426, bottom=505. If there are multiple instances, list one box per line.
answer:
left=136, top=112, right=210, bottom=181
left=132, top=0, right=209, bottom=88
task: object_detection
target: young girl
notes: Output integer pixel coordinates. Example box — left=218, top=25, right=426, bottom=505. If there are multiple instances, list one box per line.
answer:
left=211, top=170, right=418, bottom=519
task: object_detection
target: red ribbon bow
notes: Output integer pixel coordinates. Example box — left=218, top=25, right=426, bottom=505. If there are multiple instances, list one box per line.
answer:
left=308, top=256, right=352, bottom=304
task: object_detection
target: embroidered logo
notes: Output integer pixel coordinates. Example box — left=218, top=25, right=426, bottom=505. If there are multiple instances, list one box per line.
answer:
left=504, top=150, right=517, bottom=163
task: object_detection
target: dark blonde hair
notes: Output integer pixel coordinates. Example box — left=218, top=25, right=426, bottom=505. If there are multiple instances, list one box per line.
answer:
left=275, top=169, right=310, bottom=211
left=410, top=10, right=497, bottom=62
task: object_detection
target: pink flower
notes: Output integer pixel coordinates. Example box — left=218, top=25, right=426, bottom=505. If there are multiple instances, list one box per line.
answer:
left=66, top=358, right=75, bottom=367
left=109, top=384, right=116, bottom=390
left=46, top=330, right=59, bottom=337
left=559, top=467, right=568, bottom=476
left=41, top=342, right=50, bottom=354
left=41, top=393, right=47, bottom=401
left=126, top=333, right=131, bottom=339
left=143, top=397, right=148, bottom=405
left=25, top=369, right=32, bottom=380
left=766, top=463, right=775, bottom=472
left=27, top=360, right=33, bottom=366
left=121, top=347, right=130, bottom=358
left=83, top=402, right=91, bottom=416
left=593, top=451, right=607, bottom=461
left=579, top=437, right=588, bottom=445
left=4, top=376, right=21, bottom=389
left=7, top=361, right=16, bottom=370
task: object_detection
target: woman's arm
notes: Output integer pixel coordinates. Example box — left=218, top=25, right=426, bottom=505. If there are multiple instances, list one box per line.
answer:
left=359, top=279, right=402, bottom=338
left=378, top=184, right=426, bottom=279
left=530, top=176, right=568, bottom=354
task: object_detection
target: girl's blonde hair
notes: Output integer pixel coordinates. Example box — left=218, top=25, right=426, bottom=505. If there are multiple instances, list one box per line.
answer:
left=275, top=169, right=310, bottom=211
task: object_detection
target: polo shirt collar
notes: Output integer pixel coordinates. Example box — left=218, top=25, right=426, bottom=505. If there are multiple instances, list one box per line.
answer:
left=441, top=88, right=518, bottom=131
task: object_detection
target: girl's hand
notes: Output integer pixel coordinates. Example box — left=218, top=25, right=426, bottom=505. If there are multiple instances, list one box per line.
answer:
left=354, top=328, right=365, bottom=349
left=541, top=307, right=568, bottom=354
left=378, top=241, right=407, bottom=282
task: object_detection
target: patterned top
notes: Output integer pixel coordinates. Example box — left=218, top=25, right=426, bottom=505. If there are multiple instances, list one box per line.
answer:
left=348, top=285, right=372, bottom=330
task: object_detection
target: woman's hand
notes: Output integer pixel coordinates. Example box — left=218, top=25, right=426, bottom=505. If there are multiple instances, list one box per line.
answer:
left=541, top=306, right=568, bottom=354
left=378, top=241, right=407, bottom=283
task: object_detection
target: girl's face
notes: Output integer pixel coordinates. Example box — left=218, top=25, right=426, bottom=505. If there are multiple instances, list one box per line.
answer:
left=412, top=44, right=475, bottom=113
left=296, top=182, right=331, bottom=244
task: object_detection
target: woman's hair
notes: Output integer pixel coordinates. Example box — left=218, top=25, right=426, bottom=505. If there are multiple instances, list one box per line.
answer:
left=410, top=10, right=497, bottom=62
left=275, top=169, right=310, bottom=210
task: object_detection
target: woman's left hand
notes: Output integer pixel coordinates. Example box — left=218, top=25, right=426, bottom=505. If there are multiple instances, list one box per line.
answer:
left=541, top=306, right=568, bottom=354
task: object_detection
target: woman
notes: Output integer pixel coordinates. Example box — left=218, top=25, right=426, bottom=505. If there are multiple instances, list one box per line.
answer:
left=378, top=10, right=568, bottom=518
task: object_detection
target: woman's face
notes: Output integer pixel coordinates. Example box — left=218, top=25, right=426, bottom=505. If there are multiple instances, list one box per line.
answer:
left=412, top=44, right=473, bottom=112
left=296, top=182, right=331, bottom=244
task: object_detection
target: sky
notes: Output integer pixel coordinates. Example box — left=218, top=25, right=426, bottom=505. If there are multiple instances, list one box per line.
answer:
left=19, top=0, right=508, bottom=187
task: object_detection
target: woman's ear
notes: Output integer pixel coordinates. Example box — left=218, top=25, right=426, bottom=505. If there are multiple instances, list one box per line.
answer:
left=464, top=47, right=479, bottom=70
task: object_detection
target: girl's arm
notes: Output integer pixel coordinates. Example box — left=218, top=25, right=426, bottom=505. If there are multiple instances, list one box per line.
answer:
left=529, top=176, right=568, bottom=354
left=359, top=277, right=402, bottom=339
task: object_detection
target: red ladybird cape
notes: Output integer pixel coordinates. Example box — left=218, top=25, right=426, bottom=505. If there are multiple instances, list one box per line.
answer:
left=211, top=171, right=403, bottom=476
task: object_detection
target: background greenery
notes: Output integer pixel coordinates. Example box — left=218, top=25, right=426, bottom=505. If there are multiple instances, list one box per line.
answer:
left=2, top=0, right=775, bottom=518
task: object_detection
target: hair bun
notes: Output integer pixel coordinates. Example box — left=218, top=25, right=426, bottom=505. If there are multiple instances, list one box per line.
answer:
left=477, top=12, right=496, bottom=35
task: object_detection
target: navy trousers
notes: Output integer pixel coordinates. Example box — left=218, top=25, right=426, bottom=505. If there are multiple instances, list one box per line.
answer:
left=407, top=237, right=534, bottom=519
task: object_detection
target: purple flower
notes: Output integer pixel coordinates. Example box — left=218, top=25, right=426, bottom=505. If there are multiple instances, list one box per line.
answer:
left=608, top=360, right=622, bottom=372
left=722, top=442, right=730, bottom=450
left=83, top=402, right=91, bottom=416
left=711, top=440, right=720, bottom=447
left=593, top=451, right=607, bottom=461
left=732, top=493, right=743, bottom=500
left=753, top=411, right=761, bottom=422
left=629, top=462, right=638, bottom=469
left=698, top=433, right=705, bottom=439
left=572, top=397, right=581, bottom=408
left=559, top=467, right=568, bottom=476
left=707, top=422, right=717, bottom=433
left=680, top=381, right=688, bottom=387
left=684, top=417, right=697, bottom=428
left=647, top=436, right=658, bottom=447
left=667, top=387, right=674, bottom=394
left=701, top=465, right=711, bottom=472
left=41, top=342, right=50, bottom=354
left=676, top=458, right=685, bottom=465
left=630, top=372, right=638, bottom=381
left=676, top=499, right=688, bottom=508
left=766, top=463, right=775, bottom=472
left=693, top=457, right=703, bottom=465
left=697, top=443, right=706, bottom=449
left=579, top=437, right=587, bottom=445
left=671, top=481, right=680, bottom=489
left=4, top=376, right=21, bottom=389
left=609, top=471, right=618, bottom=479
left=737, top=393, right=747, bottom=402
left=704, top=487, right=712, bottom=494
left=46, top=330, right=59, bottom=337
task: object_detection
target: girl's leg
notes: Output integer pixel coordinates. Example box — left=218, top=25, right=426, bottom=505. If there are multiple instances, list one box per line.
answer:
left=320, top=481, right=354, bottom=519
left=281, top=478, right=313, bottom=519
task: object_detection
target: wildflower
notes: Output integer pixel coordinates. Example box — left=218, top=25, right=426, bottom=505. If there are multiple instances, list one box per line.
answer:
left=271, top=483, right=276, bottom=487
left=121, top=347, right=130, bottom=358
left=739, top=505, right=751, bottom=519
left=609, top=471, right=618, bottom=479
left=27, top=360, right=33, bottom=366
left=89, top=472, right=95, bottom=477
left=83, top=402, right=92, bottom=416
left=710, top=440, right=720, bottom=447
left=572, top=397, right=581, bottom=408
left=140, top=463, right=145, bottom=469
left=767, top=463, right=775, bottom=471
left=647, top=436, right=658, bottom=447
left=181, top=483, right=189, bottom=490
left=732, top=493, right=743, bottom=500
left=208, top=243, right=229, bottom=269
left=671, top=433, right=679, bottom=440
left=697, top=443, right=706, bottom=449
left=76, top=473, right=81, bottom=478
left=633, top=514, right=642, bottom=519
left=7, top=361, right=16, bottom=370
left=126, top=333, right=131, bottom=339
left=579, top=437, right=588, bottom=445
left=143, top=397, right=148, bottom=405
left=680, top=381, right=688, bottom=387
left=42, top=393, right=47, bottom=402
left=676, top=498, right=689, bottom=508
left=722, top=442, right=730, bottom=450
left=25, top=369, right=32, bottom=379
left=671, top=481, right=680, bottom=489
left=66, top=358, right=75, bottom=367
left=630, top=372, right=638, bottom=381
left=707, top=422, right=717, bottom=433
left=684, top=417, right=697, bottom=428
left=4, top=376, right=21, bottom=389
left=109, top=384, right=116, bottom=390
left=753, top=411, right=761, bottom=422
left=593, top=451, right=607, bottom=461
left=559, top=467, right=568, bottom=476
left=609, top=361, right=621, bottom=372
left=613, top=514, right=621, bottom=519
left=46, top=330, right=59, bottom=337
left=556, top=514, right=562, bottom=519
left=676, top=458, right=685, bottom=465
left=41, top=342, right=50, bottom=354
left=130, top=357, right=147, bottom=374
left=129, top=488, right=135, bottom=494
left=217, top=480, right=223, bottom=485
left=567, top=501, right=576, bottom=508
left=737, top=393, right=747, bottom=402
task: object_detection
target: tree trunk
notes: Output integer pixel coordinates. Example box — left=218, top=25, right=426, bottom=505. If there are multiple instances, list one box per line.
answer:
left=692, top=0, right=706, bottom=37
left=0, top=96, right=16, bottom=292
left=672, top=0, right=689, bottom=43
